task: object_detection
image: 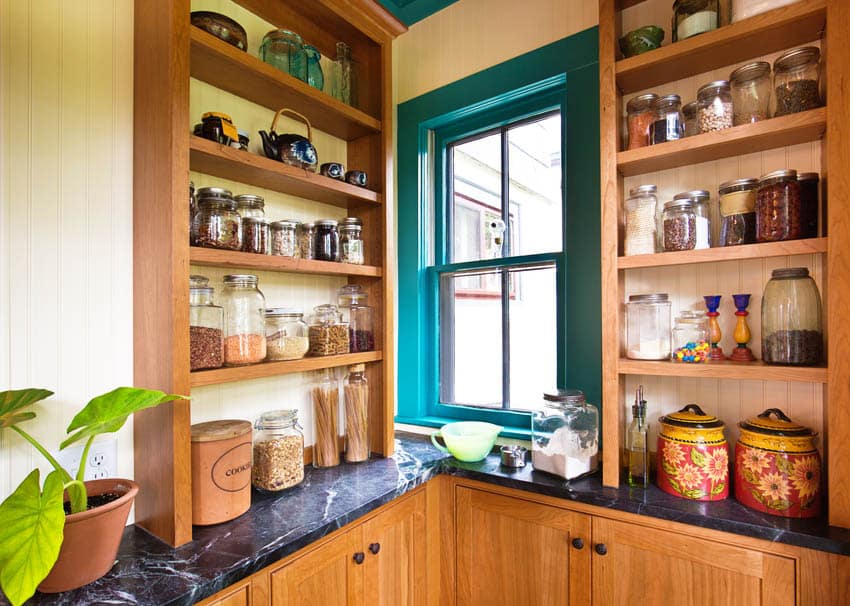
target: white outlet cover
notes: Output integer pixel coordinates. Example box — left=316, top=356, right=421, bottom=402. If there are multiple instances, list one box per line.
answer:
left=55, top=439, right=118, bottom=481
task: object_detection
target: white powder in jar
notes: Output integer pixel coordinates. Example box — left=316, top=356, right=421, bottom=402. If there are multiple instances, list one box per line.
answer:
left=532, top=426, right=599, bottom=480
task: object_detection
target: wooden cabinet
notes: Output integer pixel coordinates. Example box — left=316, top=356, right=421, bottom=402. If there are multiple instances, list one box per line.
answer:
left=199, top=578, right=253, bottom=606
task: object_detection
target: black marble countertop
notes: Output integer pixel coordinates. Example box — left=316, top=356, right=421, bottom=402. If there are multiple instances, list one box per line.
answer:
left=7, top=433, right=850, bottom=606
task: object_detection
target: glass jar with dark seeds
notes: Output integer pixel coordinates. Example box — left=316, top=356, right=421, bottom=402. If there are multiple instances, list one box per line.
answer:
left=242, top=217, right=271, bottom=255
left=756, top=169, right=802, bottom=242
left=797, top=172, right=820, bottom=238
left=650, top=94, right=684, bottom=144
left=773, top=46, right=823, bottom=117
left=718, top=178, right=758, bottom=246
left=762, top=267, right=823, bottom=366
left=661, top=199, right=698, bottom=252
left=192, top=187, right=241, bottom=250
left=314, top=219, right=339, bottom=261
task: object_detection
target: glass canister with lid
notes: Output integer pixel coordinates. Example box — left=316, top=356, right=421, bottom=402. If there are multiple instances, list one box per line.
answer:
left=338, top=284, right=374, bottom=352
left=672, top=310, right=710, bottom=362
left=192, top=187, right=241, bottom=250
left=265, top=308, right=309, bottom=361
left=531, top=389, right=599, bottom=480
left=730, top=61, right=772, bottom=125
left=271, top=220, right=299, bottom=257
left=719, top=178, right=758, bottom=246
left=299, top=222, right=316, bottom=260
left=662, top=191, right=711, bottom=251
left=344, top=364, right=370, bottom=463
left=762, top=267, right=823, bottom=365
left=624, top=185, right=658, bottom=256
left=190, top=285, right=224, bottom=371
left=673, top=0, right=720, bottom=42
left=697, top=80, right=733, bottom=133
left=252, top=409, right=305, bottom=492
left=773, top=46, right=823, bottom=117
left=309, top=303, right=349, bottom=356
left=221, top=274, right=267, bottom=366
left=339, top=217, right=365, bottom=264
left=798, top=172, right=820, bottom=238
left=314, top=219, right=340, bottom=261
left=650, top=94, right=684, bottom=144
left=235, top=194, right=264, bottom=219
left=312, top=368, right=340, bottom=468
left=756, top=169, right=802, bottom=242
left=683, top=101, right=699, bottom=137
left=259, top=29, right=307, bottom=80
left=626, top=293, right=672, bottom=360
left=242, top=217, right=271, bottom=255
left=626, top=93, right=658, bottom=151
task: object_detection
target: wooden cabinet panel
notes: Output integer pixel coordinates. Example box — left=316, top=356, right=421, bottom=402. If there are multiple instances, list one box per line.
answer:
left=199, top=578, right=253, bottom=606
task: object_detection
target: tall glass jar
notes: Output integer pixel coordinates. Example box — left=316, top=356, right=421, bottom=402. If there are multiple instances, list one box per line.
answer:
left=331, top=41, right=353, bottom=105
left=756, top=169, right=802, bottom=242
left=271, top=220, right=299, bottom=257
left=650, top=94, right=684, bottom=144
left=221, top=274, right=266, bottom=366
left=697, top=80, right=733, bottom=133
left=719, top=178, right=758, bottom=246
left=235, top=194, right=265, bottom=219
left=339, top=217, right=364, bottom=264
left=730, top=61, right=772, bottom=125
left=190, top=286, right=224, bottom=371
left=299, top=222, right=316, bottom=260
left=773, top=46, right=822, bottom=116
left=531, top=390, right=599, bottom=480
left=252, top=409, right=305, bottom=492
left=626, top=293, right=672, bottom=360
left=338, top=285, right=374, bottom=352
left=265, top=308, right=309, bottom=361
left=242, top=217, right=271, bottom=255
left=314, top=219, right=340, bottom=261
left=259, top=29, right=306, bottom=80
left=683, top=101, right=699, bottom=137
left=673, top=0, right=720, bottom=42
left=312, top=368, right=340, bottom=468
left=309, top=304, right=349, bottom=356
left=304, top=44, right=324, bottom=90
left=798, top=172, right=819, bottom=238
left=193, top=187, right=241, bottom=250
left=624, top=185, right=658, bottom=256
left=672, top=310, right=710, bottom=363
left=762, top=268, right=823, bottom=365
left=344, top=364, right=370, bottom=463
left=626, top=93, right=658, bottom=150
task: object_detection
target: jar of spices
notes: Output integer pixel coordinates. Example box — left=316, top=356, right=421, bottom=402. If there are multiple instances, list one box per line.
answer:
left=338, top=284, right=374, bottom=352
left=299, top=222, right=316, bottom=260
left=304, top=44, right=324, bottom=90
left=697, top=80, right=733, bottom=133
left=798, top=172, right=820, bottom=239
left=309, top=304, right=349, bottom=356
left=672, top=310, right=710, bottom=362
left=626, top=293, right=672, bottom=360
left=762, top=267, right=823, bottom=365
left=673, top=0, right=720, bottom=42
left=221, top=274, right=267, bottom=366
left=531, top=389, right=599, bottom=480
left=192, top=187, right=242, bottom=250
left=773, top=46, right=822, bottom=117
left=339, top=217, right=364, bottom=264
left=312, top=368, right=340, bottom=468
left=314, top=219, right=340, bottom=261
left=252, top=409, right=305, bottom=492
left=259, top=29, right=307, bottom=80
left=730, top=61, right=772, bottom=125
left=235, top=194, right=265, bottom=219
left=189, top=286, right=224, bottom=371
left=626, top=93, right=658, bottom=151
left=344, top=364, right=370, bottom=463
left=265, top=308, right=309, bottom=361
left=756, top=169, right=802, bottom=242
left=683, top=101, right=699, bottom=137
left=719, top=178, right=758, bottom=246
left=241, top=217, right=271, bottom=255
left=271, top=220, right=299, bottom=257
left=200, top=111, right=238, bottom=146
left=650, top=94, right=684, bottom=144
left=624, top=185, right=658, bottom=256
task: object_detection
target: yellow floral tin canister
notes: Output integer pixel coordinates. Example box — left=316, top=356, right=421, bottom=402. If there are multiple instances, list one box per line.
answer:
left=657, top=404, right=729, bottom=501
left=734, top=408, right=821, bottom=518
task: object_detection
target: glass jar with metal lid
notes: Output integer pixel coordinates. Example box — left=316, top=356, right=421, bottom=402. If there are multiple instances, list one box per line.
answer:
left=719, top=178, right=758, bottom=246
left=241, top=217, right=271, bottom=255
left=189, top=181, right=196, bottom=240
left=259, top=29, right=306, bottom=80
left=309, top=303, right=349, bottom=356
left=624, top=185, right=658, bottom=256
left=344, top=364, right=370, bottom=463
left=221, top=274, right=266, bottom=366
left=298, top=222, right=316, bottom=260
left=192, top=187, right=241, bottom=250
left=531, top=389, right=599, bottom=480
left=339, top=217, right=364, bottom=264
left=773, top=46, right=822, bottom=116
left=730, top=61, right=771, bottom=125
left=271, top=220, right=299, bottom=257
left=697, top=80, right=733, bottom=133
left=664, top=190, right=711, bottom=250
left=626, top=293, right=672, bottom=360
left=190, top=274, right=210, bottom=288
left=756, top=169, right=802, bottom=242
left=265, top=308, right=309, bottom=361
left=252, top=409, right=305, bottom=492
left=650, top=94, right=684, bottom=144
left=626, top=93, right=658, bottom=150
left=314, top=219, right=340, bottom=261
left=798, top=172, right=819, bottom=238
left=234, top=194, right=265, bottom=218
left=189, top=286, right=224, bottom=371
left=673, top=0, right=720, bottom=42
left=762, top=267, right=822, bottom=365
left=338, top=284, right=374, bottom=352
left=672, top=310, right=709, bottom=362
left=683, top=101, right=698, bottom=137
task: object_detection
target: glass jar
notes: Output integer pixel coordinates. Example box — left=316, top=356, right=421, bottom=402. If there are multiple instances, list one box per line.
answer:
left=762, top=267, right=823, bottom=365
left=299, top=222, right=316, bottom=260
left=190, top=274, right=210, bottom=288
left=189, top=286, right=224, bottom=371
left=314, top=219, right=340, bottom=261
left=271, top=220, right=299, bottom=257
left=730, top=61, right=772, bottom=125
left=672, top=310, right=710, bottom=363
left=531, top=390, right=599, bottom=480
left=192, top=187, right=242, bottom=250
left=235, top=194, right=265, bottom=219
left=304, top=44, right=324, bottom=90
left=719, top=178, right=758, bottom=246
left=732, top=0, right=796, bottom=22
left=673, top=0, right=720, bottom=42
left=189, top=181, right=196, bottom=241
left=650, top=94, right=684, bottom=144
left=683, top=101, right=699, bottom=137
left=344, top=364, right=370, bottom=463
left=697, top=80, right=733, bottom=133
left=233, top=129, right=250, bottom=152
left=626, top=93, right=658, bottom=151
left=773, top=46, right=822, bottom=117
left=200, top=111, right=238, bottom=145
left=331, top=41, right=353, bottom=105
left=259, top=29, right=306, bottom=80
left=252, top=409, right=305, bottom=492
left=338, top=285, right=374, bottom=353
left=309, top=304, right=349, bottom=356
left=677, top=189, right=712, bottom=246
left=312, top=368, right=340, bottom=468
left=221, top=274, right=266, bottom=366
left=265, top=308, right=309, bottom=361
left=339, top=217, right=364, bottom=264
left=626, top=293, right=672, bottom=360
left=242, top=217, right=271, bottom=255
left=798, top=172, right=819, bottom=238
left=662, top=200, right=698, bottom=251
left=756, top=169, right=802, bottom=242
left=624, top=185, right=658, bottom=256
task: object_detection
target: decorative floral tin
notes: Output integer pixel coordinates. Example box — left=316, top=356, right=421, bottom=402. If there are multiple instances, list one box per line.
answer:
left=735, top=408, right=821, bottom=518
left=657, top=404, right=729, bottom=501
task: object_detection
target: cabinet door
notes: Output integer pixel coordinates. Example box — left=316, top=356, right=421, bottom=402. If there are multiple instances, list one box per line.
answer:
left=591, top=517, right=796, bottom=606
left=202, top=578, right=252, bottom=606
left=456, top=486, right=592, bottom=606
left=361, top=490, right=427, bottom=606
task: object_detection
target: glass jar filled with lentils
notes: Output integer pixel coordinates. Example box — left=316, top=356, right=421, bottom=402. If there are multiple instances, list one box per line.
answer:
left=235, top=194, right=265, bottom=218
left=271, top=219, right=299, bottom=257
left=756, top=169, right=802, bottom=242
left=626, top=93, right=658, bottom=151
left=192, top=187, right=242, bottom=250
left=221, top=274, right=267, bottom=366
left=773, top=46, right=823, bottom=117
left=189, top=285, right=224, bottom=371
left=718, top=178, right=758, bottom=246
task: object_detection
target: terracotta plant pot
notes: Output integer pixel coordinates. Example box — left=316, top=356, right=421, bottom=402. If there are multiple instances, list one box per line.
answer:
left=37, top=478, right=139, bottom=593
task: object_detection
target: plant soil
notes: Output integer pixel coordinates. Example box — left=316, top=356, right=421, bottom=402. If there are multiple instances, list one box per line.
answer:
left=63, top=492, right=121, bottom=515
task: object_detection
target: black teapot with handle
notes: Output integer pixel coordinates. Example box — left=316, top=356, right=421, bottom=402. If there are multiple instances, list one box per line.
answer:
left=259, top=108, right=318, bottom=171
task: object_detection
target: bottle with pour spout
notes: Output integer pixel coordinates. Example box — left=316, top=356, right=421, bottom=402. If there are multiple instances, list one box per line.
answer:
left=627, top=386, right=649, bottom=487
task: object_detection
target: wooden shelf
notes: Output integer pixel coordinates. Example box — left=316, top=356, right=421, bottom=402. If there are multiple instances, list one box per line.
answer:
left=616, top=0, right=826, bottom=94
left=618, top=238, right=827, bottom=269
left=190, top=136, right=381, bottom=208
left=190, top=27, right=381, bottom=140
left=618, top=358, right=827, bottom=383
left=191, top=351, right=383, bottom=387
left=617, top=108, right=825, bottom=176
left=190, top=247, right=382, bottom=277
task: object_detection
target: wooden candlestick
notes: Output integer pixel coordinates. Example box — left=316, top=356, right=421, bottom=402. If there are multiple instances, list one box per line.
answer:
left=729, top=293, right=756, bottom=362
left=703, top=295, right=725, bottom=361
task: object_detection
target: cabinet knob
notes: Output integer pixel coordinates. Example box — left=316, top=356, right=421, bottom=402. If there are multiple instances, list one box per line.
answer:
left=594, top=543, right=608, bottom=556
left=571, top=538, right=584, bottom=550
left=353, top=552, right=365, bottom=564
left=369, top=542, right=381, bottom=555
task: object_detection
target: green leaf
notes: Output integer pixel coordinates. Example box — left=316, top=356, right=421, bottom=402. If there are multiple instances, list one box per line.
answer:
left=61, top=387, right=186, bottom=450
left=711, top=482, right=726, bottom=495
left=775, top=456, right=793, bottom=475
left=690, top=448, right=706, bottom=467
left=0, top=389, right=53, bottom=429
left=0, top=470, right=65, bottom=606
left=662, top=460, right=676, bottom=477
left=683, top=488, right=705, bottom=499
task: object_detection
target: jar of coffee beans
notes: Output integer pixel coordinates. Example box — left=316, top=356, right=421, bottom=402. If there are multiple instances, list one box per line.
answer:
left=697, top=80, right=733, bottom=133
left=192, top=187, right=242, bottom=250
left=773, top=47, right=822, bottom=117
left=252, top=409, right=305, bottom=492
left=719, top=178, right=758, bottom=246
left=762, top=268, right=822, bottom=366
left=756, top=169, right=802, bottom=242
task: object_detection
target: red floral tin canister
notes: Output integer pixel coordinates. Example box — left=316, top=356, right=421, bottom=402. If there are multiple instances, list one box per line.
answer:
left=657, top=404, right=729, bottom=501
left=735, top=408, right=821, bottom=518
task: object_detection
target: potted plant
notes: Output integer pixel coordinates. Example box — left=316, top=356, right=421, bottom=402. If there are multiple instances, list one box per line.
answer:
left=0, top=387, right=186, bottom=606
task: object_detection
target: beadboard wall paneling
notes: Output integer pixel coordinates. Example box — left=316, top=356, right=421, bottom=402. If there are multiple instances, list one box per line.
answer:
left=0, top=0, right=134, bottom=502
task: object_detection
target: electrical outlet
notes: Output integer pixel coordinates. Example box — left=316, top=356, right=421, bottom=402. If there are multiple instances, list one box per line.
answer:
left=55, top=439, right=118, bottom=481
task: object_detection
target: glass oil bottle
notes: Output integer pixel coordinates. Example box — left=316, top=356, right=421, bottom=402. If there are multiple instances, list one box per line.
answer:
left=627, top=385, right=649, bottom=487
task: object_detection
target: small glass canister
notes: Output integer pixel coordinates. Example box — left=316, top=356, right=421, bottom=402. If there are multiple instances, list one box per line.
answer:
left=626, top=293, right=672, bottom=360
left=678, top=189, right=712, bottom=246
left=730, top=61, right=772, bottom=125
left=662, top=199, right=698, bottom=251
left=235, top=194, right=265, bottom=219
left=624, top=185, right=658, bottom=256
left=193, top=187, right=242, bottom=250
left=531, top=389, right=599, bottom=480
left=339, top=217, right=364, bottom=264
left=265, top=308, right=309, bottom=361
left=719, top=178, right=758, bottom=246
left=221, top=274, right=267, bottom=366
left=762, top=267, right=823, bottom=365
left=773, top=46, right=822, bottom=117
left=672, top=310, right=710, bottom=362
left=798, top=172, right=819, bottom=239
left=756, top=169, right=802, bottom=242
left=673, top=0, right=720, bottom=42
left=242, top=217, right=271, bottom=255
left=344, top=364, right=370, bottom=463
left=309, top=303, right=349, bottom=356
left=626, top=93, right=658, bottom=151
left=314, top=219, right=340, bottom=261
left=697, top=80, right=733, bottom=133
left=252, top=409, right=305, bottom=492
left=338, top=284, right=375, bottom=352
left=190, top=286, right=224, bottom=371
left=650, top=94, right=684, bottom=144
left=299, top=222, right=316, bottom=260
left=683, top=101, right=699, bottom=137
left=312, top=368, right=340, bottom=468
left=271, top=220, right=299, bottom=257
left=259, top=29, right=307, bottom=80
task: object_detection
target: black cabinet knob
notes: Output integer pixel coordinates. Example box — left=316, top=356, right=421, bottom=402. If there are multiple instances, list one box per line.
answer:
left=353, top=552, right=365, bottom=564
left=571, top=538, right=584, bottom=550
left=594, top=543, right=608, bottom=556
left=369, top=542, right=381, bottom=555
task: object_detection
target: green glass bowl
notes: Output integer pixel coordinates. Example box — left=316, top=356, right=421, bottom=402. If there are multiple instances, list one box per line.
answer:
left=430, top=421, right=503, bottom=462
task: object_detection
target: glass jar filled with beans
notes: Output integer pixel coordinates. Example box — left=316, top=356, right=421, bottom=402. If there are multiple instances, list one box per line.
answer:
left=221, top=274, right=267, bottom=366
left=773, top=46, right=822, bottom=117
left=189, top=286, right=224, bottom=371
left=299, top=222, right=316, bottom=260
left=235, top=194, right=265, bottom=219
left=192, top=187, right=242, bottom=250
left=242, top=217, right=271, bottom=255
left=719, top=178, right=758, bottom=246
left=314, top=219, right=340, bottom=261
left=697, top=80, right=733, bottom=133
left=730, top=61, right=771, bottom=125
left=671, top=190, right=712, bottom=248
left=626, top=93, right=658, bottom=151
left=271, top=220, right=299, bottom=257
left=339, top=217, right=364, bottom=264
left=756, top=169, right=802, bottom=242
left=252, top=409, right=304, bottom=492
left=662, top=199, right=700, bottom=251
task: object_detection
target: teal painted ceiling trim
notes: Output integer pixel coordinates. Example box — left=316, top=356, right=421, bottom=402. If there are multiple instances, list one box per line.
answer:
left=377, top=0, right=459, bottom=26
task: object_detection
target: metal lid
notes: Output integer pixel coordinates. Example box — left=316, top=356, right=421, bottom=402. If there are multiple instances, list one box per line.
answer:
left=242, top=216, right=270, bottom=225
left=673, top=189, right=710, bottom=202
left=300, top=221, right=315, bottom=230
left=271, top=219, right=299, bottom=229
left=771, top=267, right=810, bottom=279
left=663, top=198, right=695, bottom=211
left=797, top=172, right=819, bottom=182
left=234, top=194, right=264, bottom=208
left=628, top=293, right=669, bottom=303
left=543, top=389, right=585, bottom=405
left=254, top=409, right=299, bottom=430
left=657, top=94, right=681, bottom=108
left=189, top=274, right=210, bottom=288
left=191, top=419, right=252, bottom=442
left=316, top=219, right=338, bottom=227
left=719, top=178, right=758, bottom=194
left=262, top=28, right=304, bottom=43
left=659, top=404, right=724, bottom=429
left=196, top=186, right=233, bottom=199
left=697, top=80, right=730, bottom=97
left=739, top=408, right=815, bottom=437
left=265, top=307, right=303, bottom=317
left=340, top=217, right=362, bottom=226
left=774, top=46, right=820, bottom=73
left=626, top=93, right=659, bottom=112
left=224, top=274, right=258, bottom=284
left=729, top=61, right=771, bottom=84
left=628, top=184, right=657, bottom=196
left=759, top=169, right=797, bottom=184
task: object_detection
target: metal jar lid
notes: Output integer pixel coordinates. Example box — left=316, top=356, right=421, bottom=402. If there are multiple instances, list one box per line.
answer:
left=628, top=293, right=669, bottom=303
left=626, top=93, right=659, bottom=113
left=719, top=178, right=758, bottom=195
left=659, top=404, right=724, bottom=429
left=196, top=186, right=233, bottom=200
left=190, top=274, right=210, bottom=288
left=771, top=267, right=810, bottom=279
left=265, top=307, right=303, bottom=317
left=729, top=61, right=771, bottom=84
left=543, top=389, right=585, bottom=405
left=224, top=274, right=258, bottom=285
left=673, top=189, right=710, bottom=202
left=697, top=80, right=730, bottom=98
left=234, top=194, right=264, bottom=208
left=340, top=217, right=362, bottom=226
left=628, top=184, right=657, bottom=197
left=758, top=169, right=797, bottom=185
left=663, top=198, right=696, bottom=212
left=797, top=172, right=819, bottom=182
left=774, top=46, right=820, bottom=73
left=271, top=219, right=299, bottom=229
left=657, top=94, right=682, bottom=109
left=315, top=219, right=338, bottom=227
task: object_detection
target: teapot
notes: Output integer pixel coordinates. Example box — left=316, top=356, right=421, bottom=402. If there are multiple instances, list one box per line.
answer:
left=259, top=108, right=318, bottom=171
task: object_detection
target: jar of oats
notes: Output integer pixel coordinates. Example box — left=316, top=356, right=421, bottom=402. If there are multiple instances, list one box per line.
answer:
left=252, top=409, right=305, bottom=492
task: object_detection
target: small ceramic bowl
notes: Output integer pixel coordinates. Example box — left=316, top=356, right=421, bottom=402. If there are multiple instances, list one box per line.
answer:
left=345, top=170, right=368, bottom=188
left=431, top=421, right=503, bottom=462
left=320, top=162, right=345, bottom=180
left=190, top=12, right=248, bottom=51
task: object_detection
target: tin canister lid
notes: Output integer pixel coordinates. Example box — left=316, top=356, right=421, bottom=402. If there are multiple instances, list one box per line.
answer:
left=739, top=408, right=816, bottom=437
left=191, top=419, right=252, bottom=442
left=659, top=404, right=723, bottom=429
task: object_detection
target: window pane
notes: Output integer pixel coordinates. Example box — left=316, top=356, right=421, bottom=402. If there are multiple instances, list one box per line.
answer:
left=451, top=133, right=502, bottom=263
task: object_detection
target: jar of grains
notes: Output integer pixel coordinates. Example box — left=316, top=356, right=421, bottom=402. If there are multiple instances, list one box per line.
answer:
left=242, top=217, right=271, bottom=255
left=271, top=220, right=299, bottom=257
left=309, top=304, right=349, bottom=356
left=234, top=194, right=265, bottom=219
left=762, top=267, right=823, bottom=366
left=252, top=409, right=305, bottom=492
left=683, top=101, right=699, bottom=137
left=299, top=222, right=316, bottom=260
left=624, top=185, right=658, bottom=256
left=673, top=190, right=712, bottom=247
left=189, top=286, right=224, bottom=371
left=672, top=310, right=710, bottom=363
left=193, top=187, right=242, bottom=250
left=339, top=217, right=364, bottom=264
left=673, top=0, right=720, bottom=42
left=626, top=93, right=658, bottom=150
left=338, top=284, right=375, bottom=352
left=663, top=199, right=700, bottom=251
left=756, top=169, right=802, bottom=242
left=314, top=219, right=340, bottom=261
left=773, top=46, right=822, bottom=117
left=650, top=94, right=684, bottom=144
left=697, top=80, right=733, bottom=133
left=265, top=308, right=309, bottom=361
left=221, top=274, right=267, bottom=366
left=719, top=178, right=758, bottom=246
left=730, top=61, right=772, bottom=125
left=797, top=172, right=819, bottom=238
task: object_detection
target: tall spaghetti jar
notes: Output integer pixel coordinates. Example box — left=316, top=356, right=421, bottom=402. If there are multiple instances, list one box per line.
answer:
left=344, top=364, right=370, bottom=463
left=312, top=368, right=340, bottom=468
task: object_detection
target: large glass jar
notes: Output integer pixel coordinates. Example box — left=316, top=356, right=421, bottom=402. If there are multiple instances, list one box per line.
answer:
left=730, top=61, right=772, bottom=125
left=339, top=217, right=364, bottom=264
left=304, top=44, right=324, bottom=90
left=265, top=308, right=309, bottom=361
left=299, top=222, right=316, bottom=260
left=235, top=194, right=265, bottom=219
left=673, top=0, right=720, bottom=42
left=309, top=304, right=349, bottom=356
left=798, top=172, right=820, bottom=239
left=314, top=219, right=340, bottom=261
left=683, top=101, right=698, bottom=137
left=672, top=310, right=709, bottom=363
left=189, top=286, right=224, bottom=371
left=338, top=285, right=374, bottom=352
left=312, top=368, right=340, bottom=468
left=252, top=409, right=305, bottom=492
left=242, top=217, right=271, bottom=255
left=756, top=169, right=802, bottom=242
left=331, top=41, right=353, bottom=105
left=624, top=185, right=658, bottom=256
left=650, top=94, right=684, bottom=144
left=531, top=390, right=599, bottom=480
left=344, top=364, right=370, bottom=463
left=719, top=178, right=758, bottom=246
left=762, top=267, right=823, bottom=365
left=193, top=187, right=241, bottom=250
left=626, top=93, right=658, bottom=151
left=221, top=274, right=266, bottom=366
left=271, top=220, right=299, bottom=257
left=626, top=293, right=672, bottom=360
left=697, top=80, right=733, bottom=133
left=259, top=29, right=306, bottom=80
left=773, top=46, right=822, bottom=116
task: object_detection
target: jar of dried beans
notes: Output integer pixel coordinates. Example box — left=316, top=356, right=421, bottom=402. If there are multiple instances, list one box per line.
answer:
left=242, top=217, right=271, bottom=255
left=773, top=46, right=822, bottom=117
left=626, top=93, right=658, bottom=151
left=265, top=308, right=309, bottom=361
left=339, top=217, right=364, bottom=264
left=221, top=274, right=267, bottom=366
left=650, top=94, right=684, bottom=144
left=697, top=80, right=733, bottom=133
left=271, top=219, right=298, bottom=257
left=719, top=178, right=758, bottom=246
left=299, top=222, right=315, bottom=260
left=252, top=409, right=305, bottom=492
left=762, top=267, right=823, bottom=366
left=662, top=199, right=700, bottom=251
left=189, top=286, right=224, bottom=371
left=756, top=169, right=802, bottom=242
left=669, top=190, right=712, bottom=249
left=338, top=284, right=374, bottom=352
left=314, top=219, right=339, bottom=261
left=193, top=187, right=242, bottom=250
left=309, top=304, right=349, bottom=356
left=624, top=184, right=658, bottom=256
left=730, top=61, right=771, bottom=125
left=235, top=194, right=265, bottom=219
